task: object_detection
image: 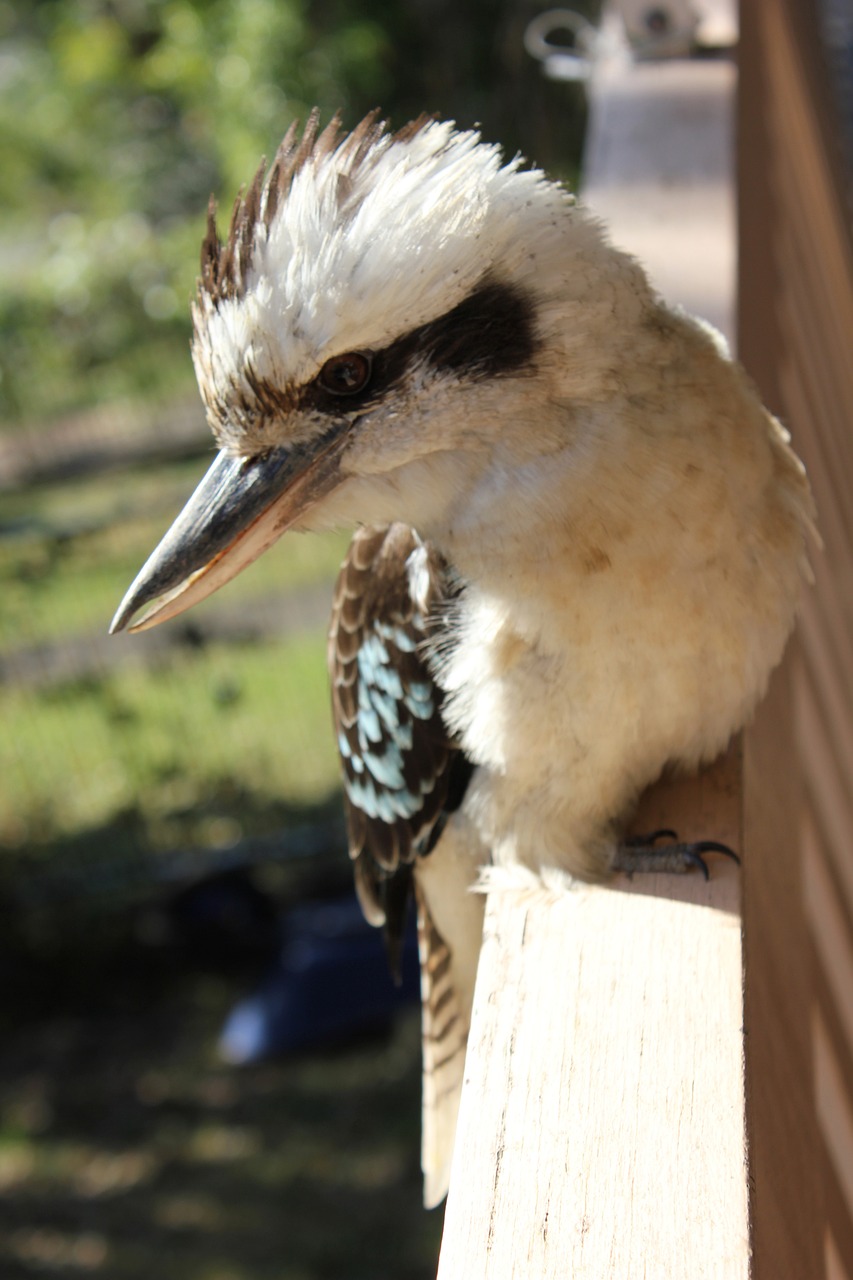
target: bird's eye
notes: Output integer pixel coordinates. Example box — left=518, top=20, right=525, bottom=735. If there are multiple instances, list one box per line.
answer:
left=318, top=351, right=373, bottom=397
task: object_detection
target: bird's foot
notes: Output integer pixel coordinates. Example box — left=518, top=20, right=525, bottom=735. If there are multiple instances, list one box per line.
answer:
left=614, top=829, right=739, bottom=881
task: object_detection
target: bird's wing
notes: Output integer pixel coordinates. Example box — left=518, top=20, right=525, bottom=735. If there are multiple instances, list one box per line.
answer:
left=329, top=523, right=461, bottom=956
left=329, top=523, right=476, bottom=1205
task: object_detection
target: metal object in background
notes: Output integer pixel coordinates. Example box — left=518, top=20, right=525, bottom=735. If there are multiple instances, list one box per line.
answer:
left=525, top=1, right=735, bottom=78
left=615, top=0, right=700, bottom=57
left=523, top=8, right=599, bottom=81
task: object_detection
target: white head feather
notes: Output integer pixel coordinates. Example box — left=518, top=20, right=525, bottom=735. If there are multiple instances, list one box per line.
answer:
left=189, top=111, right=637, bottom=466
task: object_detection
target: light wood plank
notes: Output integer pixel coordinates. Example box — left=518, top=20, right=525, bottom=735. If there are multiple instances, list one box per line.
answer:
left=439, top=779, right=748, bottom=1278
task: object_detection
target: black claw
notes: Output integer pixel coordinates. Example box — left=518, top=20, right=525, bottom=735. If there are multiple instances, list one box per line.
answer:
left=688, top=840, right=740, bottom=865
left=614, top=835, right=741, bottom=881
left=683, top=849, right=710, bottom=880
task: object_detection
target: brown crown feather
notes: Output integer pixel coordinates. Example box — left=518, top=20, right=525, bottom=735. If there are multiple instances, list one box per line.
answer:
left=197, top=108, right=434, bottom=307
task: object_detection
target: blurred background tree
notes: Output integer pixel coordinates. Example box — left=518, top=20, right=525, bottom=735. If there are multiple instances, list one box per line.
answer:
left=0, top=0, right=587, bottom=425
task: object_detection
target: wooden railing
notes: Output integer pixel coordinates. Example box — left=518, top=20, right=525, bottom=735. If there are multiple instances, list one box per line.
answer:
left=739, top=2, right=853, bottom=1277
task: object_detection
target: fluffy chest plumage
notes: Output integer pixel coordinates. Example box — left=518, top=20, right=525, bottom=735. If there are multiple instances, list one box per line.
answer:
left=432, top=456, right=807, bottom=881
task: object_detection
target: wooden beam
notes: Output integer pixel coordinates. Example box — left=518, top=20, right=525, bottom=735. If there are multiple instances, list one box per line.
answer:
left=439, top=752, right=747, bottom=1278
left=738, top=1, right=853, bottom=1274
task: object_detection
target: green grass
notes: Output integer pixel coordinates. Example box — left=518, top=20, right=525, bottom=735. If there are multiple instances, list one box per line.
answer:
left=1, top=454, right=354, bottom=857
left=1, top=633, right=341, bottom=853
left=0, top=456, right=349, bottom=652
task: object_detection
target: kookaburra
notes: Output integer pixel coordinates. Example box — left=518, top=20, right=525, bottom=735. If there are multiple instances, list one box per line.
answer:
left=112, top=110, right=814, bottom=1207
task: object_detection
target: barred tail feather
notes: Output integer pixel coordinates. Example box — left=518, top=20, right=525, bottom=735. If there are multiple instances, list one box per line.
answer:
left=417, top=889, right=471, bottom=1209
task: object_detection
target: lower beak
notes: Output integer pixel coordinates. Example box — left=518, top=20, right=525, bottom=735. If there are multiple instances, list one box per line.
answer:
left=110, top=425, right=348, bottom=634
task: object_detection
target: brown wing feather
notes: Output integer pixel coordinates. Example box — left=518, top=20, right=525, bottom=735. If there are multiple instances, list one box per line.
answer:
left=328, top=523, right=463, bottom=969
left=329, top=524, right=481, bottom=1205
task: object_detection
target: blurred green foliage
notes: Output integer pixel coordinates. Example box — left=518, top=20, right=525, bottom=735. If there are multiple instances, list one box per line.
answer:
left=0, top=452, right=352, bottom=855
left=0, top=0, right=393, bottom=422
left=0, top=0, right=589, bottom=426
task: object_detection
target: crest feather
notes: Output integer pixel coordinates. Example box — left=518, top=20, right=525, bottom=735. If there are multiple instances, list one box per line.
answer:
left=197, top=109, right=434, bottom=307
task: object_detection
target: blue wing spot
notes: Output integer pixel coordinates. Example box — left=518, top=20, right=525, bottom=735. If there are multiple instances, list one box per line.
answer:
left=357, top=633, right=389, bottom=679
left=344, top=770, right=438, bottom=821
left=363, top=747, right=406, bottom=791
left=370, top=687, right=404, bottom=735
left=374, top=662, right=404, bottom=700
left=356, top=685, right=383, bottom=745
left=341, top=597, right=444, bottom=828
left=375, top=621, right=417, bottom=652
left=403, top=681, right=435, bottom=720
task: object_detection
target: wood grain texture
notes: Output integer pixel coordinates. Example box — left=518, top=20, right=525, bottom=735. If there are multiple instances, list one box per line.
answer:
left=738, top=0, right=853, bottom=1275
left=438, top=750, right=747, bottom=1279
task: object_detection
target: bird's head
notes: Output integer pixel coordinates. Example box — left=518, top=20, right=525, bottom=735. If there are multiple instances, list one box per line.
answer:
left=111, top=110, right=620, bottom=634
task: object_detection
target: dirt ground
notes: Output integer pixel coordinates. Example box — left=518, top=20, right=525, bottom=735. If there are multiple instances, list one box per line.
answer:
left=0, top=924, right=443, bottom=1279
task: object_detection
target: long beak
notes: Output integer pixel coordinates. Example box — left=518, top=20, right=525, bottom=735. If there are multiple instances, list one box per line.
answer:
left=110, top=425, right=348, bottom=634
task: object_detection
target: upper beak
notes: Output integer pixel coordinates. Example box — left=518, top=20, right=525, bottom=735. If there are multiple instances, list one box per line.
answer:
left=110, top=424, right=348, bottom=634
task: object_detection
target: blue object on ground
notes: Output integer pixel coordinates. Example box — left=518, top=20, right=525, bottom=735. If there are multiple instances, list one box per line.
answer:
left=219, top=892, right=420, bottom=1062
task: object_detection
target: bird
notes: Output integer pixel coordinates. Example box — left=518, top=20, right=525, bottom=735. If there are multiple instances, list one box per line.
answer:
left=111, top=109, right=815, bottom=1207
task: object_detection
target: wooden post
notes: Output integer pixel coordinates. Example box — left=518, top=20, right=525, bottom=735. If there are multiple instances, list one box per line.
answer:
left=439, top=752, right=747, bottom=1279
left=738, top=2, right=853, bottom=1275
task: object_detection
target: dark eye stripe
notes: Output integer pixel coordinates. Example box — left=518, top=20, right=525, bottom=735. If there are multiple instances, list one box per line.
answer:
left=414, top=278, right=538, bottom=379
left=252, top=276, right=538, bottom=422
left=367, top=278, right=538, bottom=393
